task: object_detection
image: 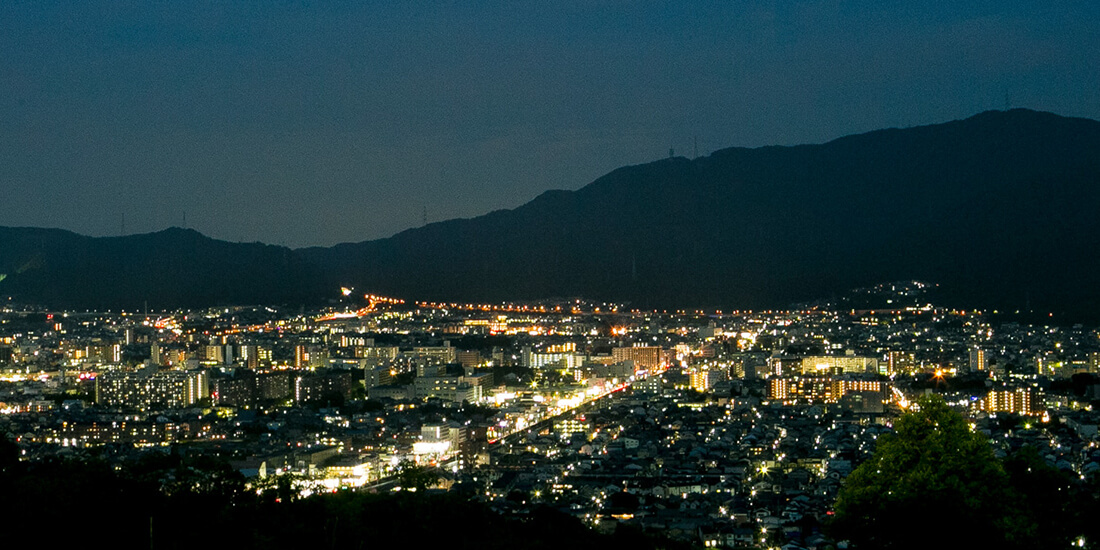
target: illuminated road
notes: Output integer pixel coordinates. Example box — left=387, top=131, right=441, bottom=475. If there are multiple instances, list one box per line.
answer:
left=489, top=381, right=634, bottom=449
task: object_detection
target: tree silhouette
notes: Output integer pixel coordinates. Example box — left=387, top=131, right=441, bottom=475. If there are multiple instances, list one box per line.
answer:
left=1002, top=446, right=1079, bottom=550
left=397, top=461, right=439, bottom=491
left=830, top=394, right=1033, bottom=549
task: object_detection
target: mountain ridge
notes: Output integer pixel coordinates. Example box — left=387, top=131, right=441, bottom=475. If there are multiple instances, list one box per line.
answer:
left=2, top=108, right=1099, bottom=318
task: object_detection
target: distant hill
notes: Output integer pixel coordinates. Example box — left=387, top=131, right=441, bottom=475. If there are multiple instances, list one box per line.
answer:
left=0, top=226, right=322, bottom=310
left=2, top=109, right=1099, bottom=318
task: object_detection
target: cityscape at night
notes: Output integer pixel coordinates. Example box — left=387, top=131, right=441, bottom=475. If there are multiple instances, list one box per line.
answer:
left=3, top=284, right=1100, bottom=548
left=3, top=2, right=1100, bottom=549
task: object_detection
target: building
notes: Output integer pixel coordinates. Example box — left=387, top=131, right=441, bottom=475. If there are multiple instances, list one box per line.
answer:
left=800, top=355, right=878, bottom=375
left=412, top=345, right=457, bottom=364
left=612, top=346, right=662, bottom=372
left=368, top=384, right=413, bottom=401
left=294, top=371, right=356, bottom=404
left=886, top=351, right=918, bottom=375
left=238, top=344, right=271, bottom=369
left=413, top=423, right=466, bottom=458
left=969, top=347, right=987, bottom=373
left=576, top=361, right=634, bottom=382
left=356, top=346, right=399, bottom=362
left=456, top=350, right=482, bottom=369
left=295, top=345, right=309, bottom=369
left=978, top=388, right=1037, bottom=415
left=204, top=344, right=233, bottom=365
left=363, top=365, right=393, bottom=389
left=522, top=344, right=581, bottom=370
left=213, top=371, right=292, bottom=407
left=293, top=345, right=330, bottom=369
left=768, top=377, right=886, bottom=404
left=769, top=378, right=832, bottom=402
left=56, top=420, right=179, bottom=447
left=96, top=368, right=209, bottom=410
left=690, top=367, right=727, bottom=393
left=414, top=375, right=482, bottom=405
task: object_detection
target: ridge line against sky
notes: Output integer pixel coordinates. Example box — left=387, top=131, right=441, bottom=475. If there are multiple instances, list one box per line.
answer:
left=3, top=1, right=1099, bottom=247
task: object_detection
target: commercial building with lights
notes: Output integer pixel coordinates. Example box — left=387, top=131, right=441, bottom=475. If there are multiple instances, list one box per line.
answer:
left=799, top=355, right=879, bottom=375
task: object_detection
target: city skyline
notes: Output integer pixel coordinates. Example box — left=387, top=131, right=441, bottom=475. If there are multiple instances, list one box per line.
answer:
left=2, top=297, right=1098, bottom=548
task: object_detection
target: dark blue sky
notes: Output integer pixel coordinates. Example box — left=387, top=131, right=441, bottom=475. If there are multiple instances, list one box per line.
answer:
left=3, top=1, right=1098, bottom=247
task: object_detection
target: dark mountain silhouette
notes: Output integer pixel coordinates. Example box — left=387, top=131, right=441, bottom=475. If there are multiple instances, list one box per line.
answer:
left=0, top=227, right=322, bottom=310
left=2, top=109, right=1099, bottom=318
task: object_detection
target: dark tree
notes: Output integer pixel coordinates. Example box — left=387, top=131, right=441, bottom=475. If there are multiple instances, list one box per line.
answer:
left=397, top=461, right=440, bottom=491
left=1003, top=446, right=1079, bottom=550
left=830, top=394, right=1034, bottom=549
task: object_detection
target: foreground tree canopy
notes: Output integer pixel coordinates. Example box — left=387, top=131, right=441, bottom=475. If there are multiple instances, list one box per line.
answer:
left=831, top=394, right=1032, bottom=549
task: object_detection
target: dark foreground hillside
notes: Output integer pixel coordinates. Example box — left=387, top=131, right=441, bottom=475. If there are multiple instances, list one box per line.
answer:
left=0, top=447, right=682, bottom=550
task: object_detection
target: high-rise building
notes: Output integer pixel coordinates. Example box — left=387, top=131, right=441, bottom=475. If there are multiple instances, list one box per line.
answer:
left=886, top=351, right=917, bottom=375
left=213, top=371, right=291, bottom=406
left=295, top=345, right=307, bottom=368
left=259, top=346, right=273, bottom=362
left=611, top=346, right=662, bottom=372
left=690, top=367, right=727, bottom=392
left=969, top=347, right=987, bottom=373
left=96, top=369, right=209, bottom=410
left=108, top=343, right=122, bottom=363
left=294, top=372, right=355, bottom=404
left=204, top=344, right=231, bottom=365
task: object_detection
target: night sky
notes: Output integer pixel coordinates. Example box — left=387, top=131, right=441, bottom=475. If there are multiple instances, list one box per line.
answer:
left=3, top=2, right=1098, bottom=247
